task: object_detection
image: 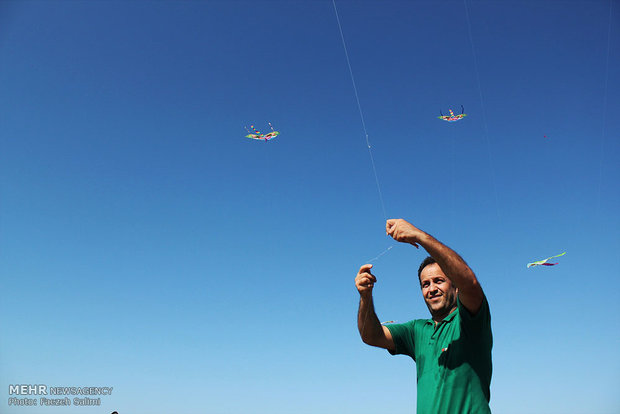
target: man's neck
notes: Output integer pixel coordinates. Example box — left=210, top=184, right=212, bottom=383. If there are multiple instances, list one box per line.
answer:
left=433, top=306, right=457, bottom=325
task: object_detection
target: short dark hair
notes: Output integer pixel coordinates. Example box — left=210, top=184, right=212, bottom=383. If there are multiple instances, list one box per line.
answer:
left=417, top=256, right=436, bottom=282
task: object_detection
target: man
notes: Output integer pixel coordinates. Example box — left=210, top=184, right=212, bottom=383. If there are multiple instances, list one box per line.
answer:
left=355, top=218, right=492, bottom=413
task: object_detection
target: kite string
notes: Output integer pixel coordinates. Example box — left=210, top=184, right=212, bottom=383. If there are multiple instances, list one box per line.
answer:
left=333, top=0, right=394, bottom=341
left=596, top=0, right=613, bottom=217
left=463, top=0, right=501, bottom=221
left=365, top=245, right=393, bottom=263
left=332, top=0, right=388, bottom=222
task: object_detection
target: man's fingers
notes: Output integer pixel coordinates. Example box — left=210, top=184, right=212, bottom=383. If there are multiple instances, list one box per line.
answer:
left=356, top=270, right=377, bottom=291
left=358, top=274, right=376, bottom=284
left=364, top=274, right=376, bottom=283
left=358, top=264, right=373, bottom=273
left=360, top=278, right=374, bottom=288
left=356, top=264, right=377, bottom=292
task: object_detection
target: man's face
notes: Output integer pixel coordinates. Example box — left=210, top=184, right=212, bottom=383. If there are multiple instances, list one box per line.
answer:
left=419, top=263, right=457, bottom=319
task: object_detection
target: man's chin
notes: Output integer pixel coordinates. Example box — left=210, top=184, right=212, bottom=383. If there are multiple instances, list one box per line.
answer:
left=427, top=303, right=451, bottom=316
left=427, top=302, right=445, bottom=310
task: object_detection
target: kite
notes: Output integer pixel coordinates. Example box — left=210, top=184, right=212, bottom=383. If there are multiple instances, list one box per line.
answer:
left=527, top=252, right=566, bottom=268
left=381, top=320, right=397, bottom=325
left=245, top=123, right=280, bottom=141
left=438, top=105, right=467, bottom=122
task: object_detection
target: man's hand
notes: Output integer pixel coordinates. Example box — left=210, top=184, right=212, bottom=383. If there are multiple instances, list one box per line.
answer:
left=355, top=264, right=396, bottom=351
left=386, top=218, right=424, bottom=248
left=355, top=264, right=376, bottom=297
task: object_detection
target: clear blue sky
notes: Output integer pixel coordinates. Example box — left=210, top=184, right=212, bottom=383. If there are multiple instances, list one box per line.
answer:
left=1, top=1, right=618, bottom=413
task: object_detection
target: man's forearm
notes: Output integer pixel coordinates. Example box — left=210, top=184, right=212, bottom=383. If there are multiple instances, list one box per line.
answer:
left=417, top=232, right=478, bottom=290
left=358, top=296, right=383, bottom=345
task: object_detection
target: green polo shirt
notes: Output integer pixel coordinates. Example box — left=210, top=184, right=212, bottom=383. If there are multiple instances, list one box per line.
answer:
left=386, top=296, right=492, bottom=414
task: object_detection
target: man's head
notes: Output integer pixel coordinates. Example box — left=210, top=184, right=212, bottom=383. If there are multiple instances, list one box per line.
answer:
left=418, top=256, right=457, bottom=321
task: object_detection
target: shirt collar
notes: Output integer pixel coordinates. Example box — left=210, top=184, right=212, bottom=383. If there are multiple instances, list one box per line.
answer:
left=425, top=307, right=458, bottom=325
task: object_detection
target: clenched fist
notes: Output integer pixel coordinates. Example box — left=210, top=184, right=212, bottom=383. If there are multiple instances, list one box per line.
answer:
left=355, top=264, right=376, bottom=297
left=386, top=218, right=425, bottom=248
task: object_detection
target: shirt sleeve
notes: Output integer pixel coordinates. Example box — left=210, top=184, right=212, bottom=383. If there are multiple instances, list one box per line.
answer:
left=457, top=294, right=492, bottom=341
left=385, top=321, right=416, bottom=360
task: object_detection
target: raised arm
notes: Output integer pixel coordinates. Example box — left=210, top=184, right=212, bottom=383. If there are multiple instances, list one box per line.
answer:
left=355, top=264, right=395, bottom=351
left=386, top=219, right=484, bottom=314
